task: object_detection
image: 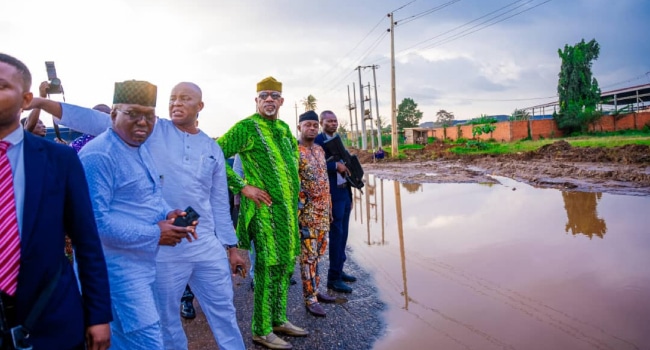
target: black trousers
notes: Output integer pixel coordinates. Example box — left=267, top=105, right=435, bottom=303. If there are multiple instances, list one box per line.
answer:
left=1, top=292, right=16, bottom=350
left=1, top=292, right=16, bottom=327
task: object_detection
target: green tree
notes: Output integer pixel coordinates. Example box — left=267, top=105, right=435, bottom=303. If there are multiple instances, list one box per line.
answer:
left=337, top=120, right=349, bottom=134
left=302, top=94, right=317, bottom=111
left=510, top=108, right=531, bottom=121
left=555, top=38, right=601, bottom=133
left=435, top=109, right=455, bottom=127
left=469, top=115, right=497, bottom=139
left=396, top=98, right=423, bottom=130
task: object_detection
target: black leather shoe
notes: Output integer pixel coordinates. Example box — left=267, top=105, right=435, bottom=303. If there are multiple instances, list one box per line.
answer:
left=327, top=280, right=352, bottom=293
left=180, top=299, right=196, bottom=319
left=316, top=292, right=336, bottom=304
left=341, top=272, right=357, bottom=283
left=306, top=302, right=326, bottom=317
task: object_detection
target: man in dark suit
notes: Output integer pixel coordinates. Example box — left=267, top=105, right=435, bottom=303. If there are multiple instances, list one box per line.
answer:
left=0, top=53, right=112, bottom=349
left=314, top=110, right=357, bottom=294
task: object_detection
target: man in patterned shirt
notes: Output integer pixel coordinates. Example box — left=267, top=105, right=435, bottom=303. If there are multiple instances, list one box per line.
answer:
left=218, top=77, right=307, bottom=349
left=296, top=110, right=337, bottom=318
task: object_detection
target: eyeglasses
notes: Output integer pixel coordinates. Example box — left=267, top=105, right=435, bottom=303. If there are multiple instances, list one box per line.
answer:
left=258, top=92, right=282, bottom=100
left=116, top=109, right=156, bottom=123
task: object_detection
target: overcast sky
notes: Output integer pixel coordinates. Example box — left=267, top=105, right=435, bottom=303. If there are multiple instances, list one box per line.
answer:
left=3, top=0, right=649, bottom=136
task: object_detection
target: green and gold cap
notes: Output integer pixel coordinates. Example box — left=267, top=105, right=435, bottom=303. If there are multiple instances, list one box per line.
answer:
left=113, top=80, right=157, bottom=107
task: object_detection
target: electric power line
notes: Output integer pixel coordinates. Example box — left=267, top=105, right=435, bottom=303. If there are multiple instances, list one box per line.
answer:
left=417, top=0, right=552, bottom=51
left=322, top=32, right=389, bottom=94
left=601, top=71, right=650, bottom=89
left=391, top=0, right=417, bottom=14
left=442, top=95, right=557, bottom=102
left=401, top=0, right=530, bottom=52
left=316, top=15, right=386, bottom=84
left=396, top=0, right=461, bottom=27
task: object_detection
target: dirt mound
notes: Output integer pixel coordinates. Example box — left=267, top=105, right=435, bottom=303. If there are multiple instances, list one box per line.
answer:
left=536, top=140, right=572, bottom=154
left=362, top=139, right=650, bottom=196
left=357, top=140, right=650, bottom=166
left=532, top=141, right=650, bottom=164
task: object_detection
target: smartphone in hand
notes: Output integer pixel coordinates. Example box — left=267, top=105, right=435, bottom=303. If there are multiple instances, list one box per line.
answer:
left=173, top=206, right=200, bottom=227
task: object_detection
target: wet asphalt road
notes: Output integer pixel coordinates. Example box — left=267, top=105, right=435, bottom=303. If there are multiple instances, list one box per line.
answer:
left=183, top=248, right=387, bottom=350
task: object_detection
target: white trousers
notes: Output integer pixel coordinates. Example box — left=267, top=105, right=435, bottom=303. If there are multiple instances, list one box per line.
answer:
left=111, top=320, right=163, bottom=350
left=155, top=258, right=245, bottom=350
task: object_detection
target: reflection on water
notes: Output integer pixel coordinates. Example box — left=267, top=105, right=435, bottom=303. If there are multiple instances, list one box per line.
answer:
left=349, top=175, right=650, bottom=350
left=563, top=192, right=607, bottom=239
left=402, top=182, right=422, bottom=193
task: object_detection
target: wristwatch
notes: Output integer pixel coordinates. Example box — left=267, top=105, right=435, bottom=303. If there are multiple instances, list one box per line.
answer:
left=224, top=244, right=238, bottom=249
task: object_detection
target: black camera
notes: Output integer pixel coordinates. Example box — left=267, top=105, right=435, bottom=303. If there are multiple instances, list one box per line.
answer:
left=44, top=61, right=63, bottom=94
left=173, top=206, right=200, bottom=227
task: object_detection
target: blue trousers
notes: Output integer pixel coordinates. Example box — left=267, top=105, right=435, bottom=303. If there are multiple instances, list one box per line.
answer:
left=328, top=185, right=352, bottom=283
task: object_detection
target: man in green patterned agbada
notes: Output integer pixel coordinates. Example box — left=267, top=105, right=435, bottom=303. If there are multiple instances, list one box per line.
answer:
left=217, top=77, right=307, bottom=350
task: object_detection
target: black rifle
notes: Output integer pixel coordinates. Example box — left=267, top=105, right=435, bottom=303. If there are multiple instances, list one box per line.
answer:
left=322, top=135, right=364, bottom=192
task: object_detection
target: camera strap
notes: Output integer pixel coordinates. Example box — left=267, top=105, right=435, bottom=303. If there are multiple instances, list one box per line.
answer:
left=24, top=262, right=62, bottom=331
left=8, top=262, right=62, bottom=349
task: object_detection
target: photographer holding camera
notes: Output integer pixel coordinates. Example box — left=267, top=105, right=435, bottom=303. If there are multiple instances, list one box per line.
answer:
left=21, top=82, right=48, bottom=138
left=22, top=81, right=67, bottom=144
left=0, top=53, right=112, bottom=350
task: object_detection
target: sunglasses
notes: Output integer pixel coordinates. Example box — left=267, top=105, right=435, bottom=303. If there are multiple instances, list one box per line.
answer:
left=258, top=92, right=282, bottom=100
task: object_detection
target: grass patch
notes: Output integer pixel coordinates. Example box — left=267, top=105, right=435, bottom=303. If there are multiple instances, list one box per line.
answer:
left=449, top=135, right=650, bottom=155
left=399, top=144, right=424, bottom=150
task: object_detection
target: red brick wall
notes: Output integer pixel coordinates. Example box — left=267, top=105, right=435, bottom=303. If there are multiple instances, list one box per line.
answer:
left=638, top=111, right=650, bottom=128
left=510, top=121, right=529, bottom=140
left=589, top=115, right=615, bottom=132
left=531, top=119, right=563, bottom=139
left=430, top=111, right=647, bottom=142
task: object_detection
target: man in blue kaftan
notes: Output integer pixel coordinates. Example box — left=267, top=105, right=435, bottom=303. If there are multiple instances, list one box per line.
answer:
left=29, top=81, right=246, bottom=349
left=77, top=80, right=195, bottom=350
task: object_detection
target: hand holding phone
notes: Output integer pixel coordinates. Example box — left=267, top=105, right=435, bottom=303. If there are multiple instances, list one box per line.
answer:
left=173, top=206, right=200, bottom=227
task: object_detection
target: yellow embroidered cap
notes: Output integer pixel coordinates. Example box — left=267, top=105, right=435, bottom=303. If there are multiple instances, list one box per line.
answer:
left=256, top=76, right=282, bottom=93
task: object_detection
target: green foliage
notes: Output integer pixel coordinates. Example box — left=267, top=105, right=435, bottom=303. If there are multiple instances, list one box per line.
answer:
left=465, top=140, right=490, bottom=150
left=556, top=38, right=601, bottom=134
left=469, top=114, right=497, bottom=138
left=435, top=109, right=455, bottom=127
left=510, top=108, right=531, bottom=121
left=399, top=144, right=424, bottom=150
left=396, top=98, right=423, bottom=130
left=302, top=94, right=317, bottom=111
left=427, top=137, right=435, bottom=143
left=467, top=115, right=498, bottom=125
left=449, top=134, right=650, bottom=156
left=455, top=137, right=468, bottom=144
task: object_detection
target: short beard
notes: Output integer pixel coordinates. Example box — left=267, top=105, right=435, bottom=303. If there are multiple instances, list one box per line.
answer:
left=262, top=107, right=277, bottom=117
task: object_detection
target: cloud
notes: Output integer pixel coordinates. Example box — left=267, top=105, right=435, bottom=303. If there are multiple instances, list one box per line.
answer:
left=3, top=0, right=648, bottom=135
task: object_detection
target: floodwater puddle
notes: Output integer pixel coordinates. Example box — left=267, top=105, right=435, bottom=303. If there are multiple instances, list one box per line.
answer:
left=349, top=175, right=650, bottom=350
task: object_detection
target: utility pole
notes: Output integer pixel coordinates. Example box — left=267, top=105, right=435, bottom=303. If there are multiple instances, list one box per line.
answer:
left=365, top=82, right=376, bottom=150
left=388, top=12, right=398, bottom=157
left=347, top=85, right=356, bottom=146
left=352, top=82, right=360, bottom=148
left=294, top=102, right=299, bottom=138
left=371, top=64, right=383, bottom=148
left=356, top=66, right=367, bottom=150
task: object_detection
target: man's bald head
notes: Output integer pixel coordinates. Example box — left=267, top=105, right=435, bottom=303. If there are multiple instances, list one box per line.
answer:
left=169, top=82, right=204, bottom=133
